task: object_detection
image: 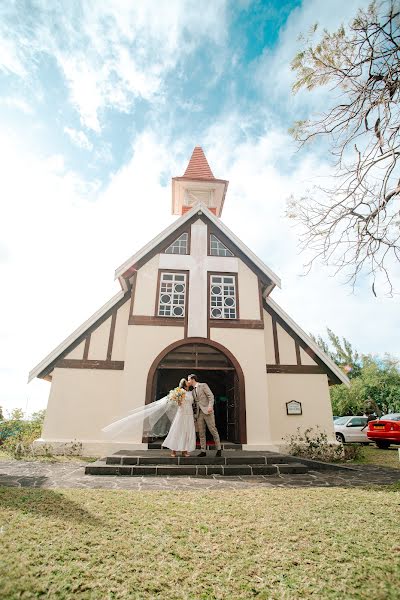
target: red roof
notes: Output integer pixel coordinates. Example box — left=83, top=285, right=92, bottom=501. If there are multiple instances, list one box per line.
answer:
left=182, top=146, right=215, bottom=180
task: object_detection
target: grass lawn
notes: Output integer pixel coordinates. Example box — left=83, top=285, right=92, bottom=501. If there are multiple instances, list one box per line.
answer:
left=0, top=487, right=399, bottom=599
left=0, top=450, right=97, bottom=463
left=351, top=445, right=400, bottom=469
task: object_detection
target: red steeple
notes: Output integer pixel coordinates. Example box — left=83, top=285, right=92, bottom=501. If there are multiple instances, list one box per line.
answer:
left=182, top=146, right=215, bottom=180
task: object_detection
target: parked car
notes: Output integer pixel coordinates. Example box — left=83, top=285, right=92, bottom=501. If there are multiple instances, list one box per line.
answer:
left=367, top=413, right=400, bottom=449
left=334, top=416, right=369, bottom=444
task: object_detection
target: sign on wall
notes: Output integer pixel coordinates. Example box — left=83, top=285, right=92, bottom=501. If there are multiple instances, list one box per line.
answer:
left=286, top=400, right=302, bottom=415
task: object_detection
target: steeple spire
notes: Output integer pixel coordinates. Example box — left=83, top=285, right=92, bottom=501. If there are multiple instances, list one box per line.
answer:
left=171, top=146, right=228, bottom=217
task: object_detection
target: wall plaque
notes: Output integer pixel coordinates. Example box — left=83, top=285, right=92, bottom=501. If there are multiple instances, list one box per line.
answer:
left=286, top=400, right=302, bottom=415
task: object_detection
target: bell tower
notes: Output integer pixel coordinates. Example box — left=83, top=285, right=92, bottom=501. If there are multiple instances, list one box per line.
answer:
left=171, top=146, right=229, bottom=217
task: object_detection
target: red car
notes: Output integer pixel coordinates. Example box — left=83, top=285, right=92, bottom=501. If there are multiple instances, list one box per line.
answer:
left=367, top=413, right=400, bottom=448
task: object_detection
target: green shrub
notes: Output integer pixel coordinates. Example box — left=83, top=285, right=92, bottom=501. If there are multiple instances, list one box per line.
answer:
left=284, top=427, right=364, bottom=463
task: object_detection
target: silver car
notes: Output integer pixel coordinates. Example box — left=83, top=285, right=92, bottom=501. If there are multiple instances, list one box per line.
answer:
left=334, top=416, right=369, bottom=443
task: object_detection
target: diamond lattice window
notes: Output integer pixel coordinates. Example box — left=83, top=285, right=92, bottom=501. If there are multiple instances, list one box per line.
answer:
left=165, top=233, right=189, bottom=255
left=158, top=272, right=187, bottom=317
left=210, top=275, right=237, bottom=319
left=210, top=234, right=234, bottom=257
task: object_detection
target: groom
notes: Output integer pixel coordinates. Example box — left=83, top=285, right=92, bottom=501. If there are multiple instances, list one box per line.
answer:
left=188, top=374, right=222, bottom=457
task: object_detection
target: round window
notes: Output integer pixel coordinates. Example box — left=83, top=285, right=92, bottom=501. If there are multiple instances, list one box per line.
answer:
left=173, top=306, right=184, bottom=317
left=224, top=297, right=235, bottom=307
left=160, top=294, right=171, bottom=304
left=211, top=285, right=222, bottom=295
left=211, top=307, right=222, bottom=318
left=174, top=284, right=185, bottom=293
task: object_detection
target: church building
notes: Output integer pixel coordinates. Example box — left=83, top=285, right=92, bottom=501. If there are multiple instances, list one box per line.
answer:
left=29, top=147, right=349, bottom=456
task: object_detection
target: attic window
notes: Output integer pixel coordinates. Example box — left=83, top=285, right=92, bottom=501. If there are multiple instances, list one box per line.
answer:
left=165, top=233, right=189, bottom=255
left=210, top=234, right=234, bottom=257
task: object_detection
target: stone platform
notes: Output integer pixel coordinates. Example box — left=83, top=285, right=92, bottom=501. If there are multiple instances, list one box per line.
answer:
left=85, top=448, right=313, bottom=477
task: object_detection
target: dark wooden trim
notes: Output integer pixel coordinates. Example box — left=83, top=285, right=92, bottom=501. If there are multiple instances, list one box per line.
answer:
left=184, top=270, right=189, bottom=338
left=272, top=318, right=280, bottom=365
left=258, top=279, right=264, bottom=321
left=129, top=315, right=185, bottom=327
left=158, top=365, right=236, bottom=371
left=57, top=359, right=124, bottom=370
left=266, top=364, right=326, bottom=375
left=83, top=335, right=91, bottom=360
left=129, top=271, right=137, bottom=316
left=145, top=337, right=247, bottom=444
left=210, top=319, right=263, bottom=329
left=107, top=312, right=117, bottom=361
left=295, top=341, right=301, bottom=366
left=37, top=291, right=131, bottom=380
left=263, top=300, right=342, bottom=385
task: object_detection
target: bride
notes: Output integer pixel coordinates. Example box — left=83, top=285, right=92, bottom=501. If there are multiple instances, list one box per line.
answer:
left=102, top=378, right=196, bottom=457
left=163, top=378, right=196, bottom=457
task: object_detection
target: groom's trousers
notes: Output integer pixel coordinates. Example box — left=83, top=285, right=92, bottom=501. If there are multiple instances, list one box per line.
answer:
left=197, top=410, right=221, bottom=451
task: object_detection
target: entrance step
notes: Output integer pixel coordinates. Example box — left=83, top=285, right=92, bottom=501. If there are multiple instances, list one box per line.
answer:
left=85, top=450, right=310, bottom=477
left=85, top=461, right=307, bottom=477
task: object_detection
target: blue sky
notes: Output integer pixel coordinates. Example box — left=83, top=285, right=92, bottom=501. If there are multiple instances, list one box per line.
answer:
left=1, top=0, right=398, bottom=415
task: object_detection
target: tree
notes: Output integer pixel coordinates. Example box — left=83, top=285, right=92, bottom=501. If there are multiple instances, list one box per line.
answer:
left=288, top=1, right=400, bottom=294
left=314, top=328, right=400, bottom=415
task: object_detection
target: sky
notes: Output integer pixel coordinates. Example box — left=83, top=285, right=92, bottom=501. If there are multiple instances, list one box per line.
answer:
left=1, top=0, right=398, bottom=417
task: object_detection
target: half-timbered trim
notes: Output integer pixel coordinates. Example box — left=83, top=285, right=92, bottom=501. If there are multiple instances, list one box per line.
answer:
left=266, top=365, right=325, bottom=374
left=129, top=271, right=137, bottom=316
left=272, top=317, right=280, bottom=365
left=30, top=291, right=131, bottom=382
left=57, top=359, right=124, bottom=371
left=83, top=335, right=91, bottom=360
left=295, top=341, right=301, bottom=366
left=264, top=299, right=345, bottom=385
left=106, top=312, right=117, bottom=361
left=129, top=315, right=185, bottom=327
left=210, top=319, right=264, bottom=329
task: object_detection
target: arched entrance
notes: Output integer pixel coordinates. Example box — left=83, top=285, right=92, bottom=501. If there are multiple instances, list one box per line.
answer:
left=146, top=338, right=246, bottom=444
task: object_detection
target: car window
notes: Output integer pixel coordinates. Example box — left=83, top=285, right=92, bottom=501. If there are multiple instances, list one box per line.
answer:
left=335, top=417, right=350, bottom=425
left=381, top=414, right=400, bottom=421
left=348, top=417, right=367, bottom=427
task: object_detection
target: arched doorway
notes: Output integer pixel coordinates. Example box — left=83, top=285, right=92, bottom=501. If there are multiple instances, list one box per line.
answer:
left=146, top=338, right=246, bottom=444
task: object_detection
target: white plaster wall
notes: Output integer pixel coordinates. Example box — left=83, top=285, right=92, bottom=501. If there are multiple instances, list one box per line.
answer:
left=119, top=325, right=185, bottom=439
left=65, top=340, right=85, bottom=359
left=88, top=317, right=111, bottom=360
left=132, top=254, right=159, bottom=316
left=41, top=368, right=124, bottom=440
left=237, top=261, right=260, bottom=320
left=111, top=300, right=130, bottom=361
left=210, top=327, right=272, bottom=447
left=277, top=324, right=297, bottom=365
left=300, top=347, right=317, bottom=365
left=263, top=310, right=276, bottom=364
left=267, top=373, right=335, bottom=445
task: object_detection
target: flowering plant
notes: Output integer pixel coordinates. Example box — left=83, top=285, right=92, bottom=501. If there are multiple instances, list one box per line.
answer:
left=168, top=387, right=186, bottom=406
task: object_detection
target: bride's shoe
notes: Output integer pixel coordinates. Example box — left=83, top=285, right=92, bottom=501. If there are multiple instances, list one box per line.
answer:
left=170, top=451, right=177, bottom=457
left=182, top=451, right=190, bottom=457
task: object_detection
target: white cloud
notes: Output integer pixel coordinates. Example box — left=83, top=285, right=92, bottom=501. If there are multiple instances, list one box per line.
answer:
left=64, top=127, right=93, bottom=151
left=0, top=96, right=33, bottom=114
left=0, top=0, right=229, bottom=131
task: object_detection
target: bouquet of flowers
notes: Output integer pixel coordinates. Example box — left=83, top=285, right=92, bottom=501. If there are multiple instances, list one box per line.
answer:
left=168, top=386, right=186, bottom=407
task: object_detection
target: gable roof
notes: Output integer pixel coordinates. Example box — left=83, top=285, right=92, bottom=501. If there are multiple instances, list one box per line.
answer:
left=182, top=146, right=215, bottom=180
left=115, top=202, right=282, bottom=291
left=264, top=296, right=350, bottom=387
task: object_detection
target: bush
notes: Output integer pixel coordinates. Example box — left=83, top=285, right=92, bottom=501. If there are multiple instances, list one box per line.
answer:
left=284, top=427, right=364, bottom=463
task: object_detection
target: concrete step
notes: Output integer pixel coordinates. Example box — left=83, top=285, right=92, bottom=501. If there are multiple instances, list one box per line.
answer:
left=105, top=453, right=300, bottom=466
left=85, top=461, right=308, bottom=477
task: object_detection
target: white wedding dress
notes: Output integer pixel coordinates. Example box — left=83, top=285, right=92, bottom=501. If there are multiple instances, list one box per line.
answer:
left=162, top=390, right=196, bottom=452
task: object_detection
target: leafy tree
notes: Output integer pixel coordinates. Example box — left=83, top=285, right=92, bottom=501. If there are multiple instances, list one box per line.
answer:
left=314, top=328, right=400, bottom=415
left=288, top=1, right=400, bottom=293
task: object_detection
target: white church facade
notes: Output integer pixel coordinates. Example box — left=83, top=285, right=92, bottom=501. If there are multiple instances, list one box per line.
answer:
left=29, top=147, right=349, bottom=456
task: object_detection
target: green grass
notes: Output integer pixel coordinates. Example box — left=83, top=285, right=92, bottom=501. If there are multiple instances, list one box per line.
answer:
left=1, top=487, right=399, bottom=599
left=0, top=450, right=97, bottom=463
left=351, top=445, right=400, bottom=469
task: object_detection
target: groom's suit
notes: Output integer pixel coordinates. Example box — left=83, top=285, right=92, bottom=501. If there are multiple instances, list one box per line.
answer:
left=193, top=383, right=221, bottom=451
